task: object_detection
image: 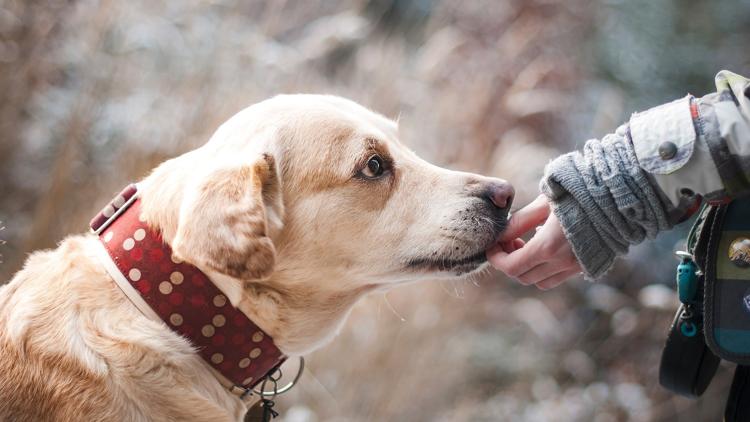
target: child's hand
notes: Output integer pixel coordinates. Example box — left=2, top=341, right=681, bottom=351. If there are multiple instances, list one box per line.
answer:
left=487, top=195, right=581, bottom=290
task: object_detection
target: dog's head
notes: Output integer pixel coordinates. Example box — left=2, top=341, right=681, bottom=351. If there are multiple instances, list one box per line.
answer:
left=140, top=95, right=512, bottom=352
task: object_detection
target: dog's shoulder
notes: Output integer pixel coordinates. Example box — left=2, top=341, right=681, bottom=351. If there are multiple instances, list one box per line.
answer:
left=0, top=235, right=118, bottom=420
left=0, top=335, right=115, bottom=421
left=0, top=235, right=245, bottom=421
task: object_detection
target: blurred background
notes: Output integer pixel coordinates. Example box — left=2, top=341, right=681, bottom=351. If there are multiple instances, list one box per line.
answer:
left=1, top=0, right=749, bottom=421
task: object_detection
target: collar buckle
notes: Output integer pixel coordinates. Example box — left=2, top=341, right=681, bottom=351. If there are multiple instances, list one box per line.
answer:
left=89, top=184, right=140, bottom=235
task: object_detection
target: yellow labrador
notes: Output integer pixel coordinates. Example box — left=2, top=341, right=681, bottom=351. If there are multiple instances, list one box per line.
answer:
left=0, top=95, right=513, bottom=421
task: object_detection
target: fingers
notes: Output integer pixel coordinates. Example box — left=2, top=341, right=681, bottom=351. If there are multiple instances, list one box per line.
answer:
left=488, top=238, right=580, bottom=289
left=487, top=239, right=542, bottom=278
left=487, top=238, right=525, bottom=258
left=499, top=238, right=525, bottom=253
left=487, top=195, right=580, bottom=291
left=499, top=194, right=551, bottom=241
left=516, top=263, right=561, bottom=285
left=535, top=269, right=581, bottom=290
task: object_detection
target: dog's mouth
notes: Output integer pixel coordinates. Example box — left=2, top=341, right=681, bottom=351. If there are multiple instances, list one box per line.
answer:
left=404, top=249, right=488, bottom=275
left=403, top=208, right=507, bottom=276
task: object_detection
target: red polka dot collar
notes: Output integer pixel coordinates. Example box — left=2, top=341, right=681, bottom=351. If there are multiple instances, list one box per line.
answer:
left=90, top=184, right=286, bottom=398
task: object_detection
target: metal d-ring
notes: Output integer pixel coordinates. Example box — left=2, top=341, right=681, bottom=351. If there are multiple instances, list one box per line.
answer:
left=253, top=357, right=305, bottom=397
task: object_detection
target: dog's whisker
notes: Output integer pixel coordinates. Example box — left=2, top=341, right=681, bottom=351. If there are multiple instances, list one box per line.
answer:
left=382, top=292, right=406, bottom=322
left=301, top=366, right=340, bottom=407
left=0, top=222, right=5, bottom=264
left=453, top=280, right=465, bottom=299
left=438, top=279, right=456, bottom=297
left=468, top=273, right=481, bottom=287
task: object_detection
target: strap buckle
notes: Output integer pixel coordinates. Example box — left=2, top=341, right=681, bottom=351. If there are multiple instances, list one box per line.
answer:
left=90, top=184, right=140, bottom=235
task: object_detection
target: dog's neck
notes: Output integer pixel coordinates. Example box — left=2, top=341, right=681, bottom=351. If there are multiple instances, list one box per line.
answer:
left=138, top=159, right=377, bottom=357
left=241, top=274, right=376, bottom=356
left=198, top=265, right=375, bottom=356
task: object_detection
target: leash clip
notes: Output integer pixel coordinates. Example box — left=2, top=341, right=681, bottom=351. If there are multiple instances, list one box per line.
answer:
left=252, top=358, right=304, bottom=422
left=253, top=356, right=305, bottom=398
left=258, top=373, right=280, bottom=421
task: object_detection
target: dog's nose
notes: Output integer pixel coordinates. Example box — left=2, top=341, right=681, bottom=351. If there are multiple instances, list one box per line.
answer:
left=485, top=181, right=515, bottom=210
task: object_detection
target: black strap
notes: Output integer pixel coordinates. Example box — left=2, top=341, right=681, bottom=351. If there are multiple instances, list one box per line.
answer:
left=691, top=204, right=717, bottom=270
left=659, top=304, right=720, bottom=397
left=725, top=365, right=750, bottom=422
left=658, top=204, right=722, bottom=397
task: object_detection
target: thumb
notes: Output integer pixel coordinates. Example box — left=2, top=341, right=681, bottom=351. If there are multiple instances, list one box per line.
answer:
left=499, top=194, right=551, bottom=241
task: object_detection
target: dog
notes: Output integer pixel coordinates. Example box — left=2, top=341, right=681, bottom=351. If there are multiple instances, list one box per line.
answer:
left=0, top=95, right=513, bottom=421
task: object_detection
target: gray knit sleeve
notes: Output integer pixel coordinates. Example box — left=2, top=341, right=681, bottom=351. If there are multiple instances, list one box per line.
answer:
left=540, top=124, right=676, bottom=279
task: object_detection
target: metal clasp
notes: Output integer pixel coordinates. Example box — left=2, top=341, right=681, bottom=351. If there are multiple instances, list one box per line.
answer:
left=253, top=356, right=305, bottom=397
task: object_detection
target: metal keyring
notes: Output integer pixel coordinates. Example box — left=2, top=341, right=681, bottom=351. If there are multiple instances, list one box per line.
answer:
left=253, top=357, right=305, bottom=397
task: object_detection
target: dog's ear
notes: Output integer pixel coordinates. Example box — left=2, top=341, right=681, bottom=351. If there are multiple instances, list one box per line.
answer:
left=171, top=153, right=283, bottom=281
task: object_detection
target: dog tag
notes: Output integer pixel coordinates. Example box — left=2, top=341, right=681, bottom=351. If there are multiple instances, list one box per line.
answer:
left=244, top=400, right=264, bottom=422
left=244, top=399, right=279, bottom=422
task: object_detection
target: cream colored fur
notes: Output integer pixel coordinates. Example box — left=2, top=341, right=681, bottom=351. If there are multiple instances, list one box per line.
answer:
left=0, top=95, right=511, bottom=421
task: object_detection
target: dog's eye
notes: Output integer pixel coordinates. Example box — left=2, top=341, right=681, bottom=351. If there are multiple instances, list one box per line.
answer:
left=361, top=155, right=385, bottom=178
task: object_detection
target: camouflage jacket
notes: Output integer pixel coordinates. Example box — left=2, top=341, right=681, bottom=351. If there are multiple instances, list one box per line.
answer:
left=632, top=70, right=750, bottom=209
left=541, top=71, right=750, bottom=279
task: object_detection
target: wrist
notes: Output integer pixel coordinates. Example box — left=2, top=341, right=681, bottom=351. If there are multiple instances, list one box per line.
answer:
left=546, top=193, right=615, bottom=280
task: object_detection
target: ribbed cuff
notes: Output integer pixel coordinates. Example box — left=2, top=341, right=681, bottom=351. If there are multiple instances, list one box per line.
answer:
left=539, top=125, right=673, bottom=280
left=548, top=193, right=616, bottom=279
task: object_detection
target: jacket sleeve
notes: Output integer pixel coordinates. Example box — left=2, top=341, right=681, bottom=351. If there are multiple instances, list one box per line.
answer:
left=540, top=71, right=750, bottom=279
left=630, top=70, right=750, bottom=206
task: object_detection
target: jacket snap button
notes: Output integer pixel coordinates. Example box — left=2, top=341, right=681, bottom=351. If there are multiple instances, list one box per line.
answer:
left=658, top=141, right=678, bottom=160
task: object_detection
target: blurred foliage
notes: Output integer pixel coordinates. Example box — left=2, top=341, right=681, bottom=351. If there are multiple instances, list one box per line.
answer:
left=0, top=0, right=748, bottom=421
